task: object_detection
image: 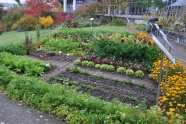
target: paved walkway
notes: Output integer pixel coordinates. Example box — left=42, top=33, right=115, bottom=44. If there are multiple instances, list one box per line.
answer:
left=0, top=93, right=65, bottom=124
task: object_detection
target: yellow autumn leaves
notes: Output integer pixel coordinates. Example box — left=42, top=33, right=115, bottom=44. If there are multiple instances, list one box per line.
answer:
left=39, top=16, right=53, bottom=28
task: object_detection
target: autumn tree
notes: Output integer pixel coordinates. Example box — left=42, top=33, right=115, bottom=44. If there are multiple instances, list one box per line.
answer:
left=25, top=0, right=58, bottom=13
left=98, top=0, right=132, bottom=14
left=74, top=2, right=102, bottom=17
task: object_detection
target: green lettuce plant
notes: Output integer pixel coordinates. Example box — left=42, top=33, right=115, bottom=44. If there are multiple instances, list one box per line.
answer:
left=135, top=70, right=145, bottom=78
left=126, top=69, right=134, bottom=76
left=116, top=67, right=126, bottom=73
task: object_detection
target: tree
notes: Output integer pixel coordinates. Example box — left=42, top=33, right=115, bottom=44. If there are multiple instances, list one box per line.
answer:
left=135, top=0, right=166, bottom=10
left=15, top=0, right=21, bottom=6
left=74, top=2, right=102, bottom=17
left=98, top=0, right=132, bottom=14
left=25, top=0, right=58, bottom=13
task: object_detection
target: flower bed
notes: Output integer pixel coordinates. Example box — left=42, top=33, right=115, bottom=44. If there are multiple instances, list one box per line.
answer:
left=150, top=55, right=186, bottom=122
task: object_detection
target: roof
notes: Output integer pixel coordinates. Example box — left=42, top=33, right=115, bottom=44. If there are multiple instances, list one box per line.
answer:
left=170, top=0, right=186, bottom=6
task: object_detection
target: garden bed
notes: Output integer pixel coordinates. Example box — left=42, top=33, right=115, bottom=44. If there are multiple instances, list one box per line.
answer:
left=30, top=50, right=78, bottom=62
left=48, top=71, right=157, bottom=108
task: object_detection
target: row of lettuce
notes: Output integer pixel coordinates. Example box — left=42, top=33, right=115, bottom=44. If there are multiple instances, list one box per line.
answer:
left=0, top=27, right=185, bottom=123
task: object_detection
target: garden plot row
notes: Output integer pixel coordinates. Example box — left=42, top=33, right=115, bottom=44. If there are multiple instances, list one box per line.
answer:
left=49, top=71, right=157, bottom=108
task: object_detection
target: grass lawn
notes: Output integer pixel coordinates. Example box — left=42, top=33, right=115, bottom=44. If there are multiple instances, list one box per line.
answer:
left=0, top=29, right=51, bottom=46
left=82, top=26, right=129, bottom=32
left=0, top=26, right=129, bottom=46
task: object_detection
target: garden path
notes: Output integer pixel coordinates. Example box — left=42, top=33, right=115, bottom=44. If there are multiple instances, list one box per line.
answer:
left=0, top=93, right=66, bottom=124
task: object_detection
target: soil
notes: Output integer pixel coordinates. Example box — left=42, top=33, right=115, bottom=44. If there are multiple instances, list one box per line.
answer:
left=29, top=50, right=158, bottom=108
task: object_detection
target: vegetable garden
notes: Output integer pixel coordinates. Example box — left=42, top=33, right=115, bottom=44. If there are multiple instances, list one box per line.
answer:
left=0, top=26, right=185, bottom=124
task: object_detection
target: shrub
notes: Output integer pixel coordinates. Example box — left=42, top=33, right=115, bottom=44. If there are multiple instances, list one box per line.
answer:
left=82, top=60, right=89, bottom=66
left=100, top=64, right=108, bottom=70
left=73, top=16, right=101, bottom=27
left=0, top=44, right=26, bottom=55
left=135, top=70, right=145, bottom=78
left=39, top=16, right=54, bottom=28
left=126, top=69, right=134, bottom=75
left=136, top=24, right=146, bottom=31
left=106, top=65, right=115, bottom=71
left=108, top=18, right=127, bottom=26
left=95, top=64, right=101, bottom=68
left=94, top=38, right=159, bottom=66
left=0, top=30, right=3, bottom=35
left=2, top=12, right=22, bottom=31
left=116, top=67, right=126, bottom=73
left=0, top=21, right=5, bottom=30
left=87, top=61, right=94, bottom=67
left=74, top=59, right=82, bottom=65
left=17, top=15, right=38, bottom=30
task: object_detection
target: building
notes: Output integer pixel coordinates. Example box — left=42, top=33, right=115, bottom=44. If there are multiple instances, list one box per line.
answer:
left=63, top=0, right=96, bottom=13
left=166, top=0, right=186, bottom=18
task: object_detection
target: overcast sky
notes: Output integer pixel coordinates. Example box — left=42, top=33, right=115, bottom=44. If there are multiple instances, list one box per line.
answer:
left=0, top=0, right=25, bottom=4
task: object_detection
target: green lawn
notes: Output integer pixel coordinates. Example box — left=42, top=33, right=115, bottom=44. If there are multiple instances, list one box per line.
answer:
left=0, top=26, right=129, bottom=46
left=82, top=26, right=129, bottom=32
left=0, top=30, right=51, bottom=46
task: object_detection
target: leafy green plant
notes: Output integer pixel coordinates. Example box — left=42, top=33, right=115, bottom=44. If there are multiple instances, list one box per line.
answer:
left=106, top=65, right=115, bottom=71
left=82, top=60, right=89, bottom=66
left=116, top=67, right=126, bottom=73
left=74, top=59, right=82, bottom=65
left=0, top=44, right=26, bottom=55
left=126, top=69, right=134, bottom=76
left=138, top=82, right=146, bottom=88
left=100, top=64, right=108, bottom=70
left=81, top=71, right=89, bottom=75
left=0, top=52, right=48, bottom=76
left=125, top=79, right=134, bottom=85
left=94, top=38, right=159, bottom=66
left=99, top=75, right=105, bottom=79
left=114, top=78, right=119, bottom=82
left=135, top=70, right=145, bottom=78
left=0, top=65, right=16, bottom=88
left=71, top=66, right=81, bottom=73
left=87, top=62, right=94, bottom=67
left=65, top=66, right=71, bottom=71
left=95, top=64, right=101, bottom=68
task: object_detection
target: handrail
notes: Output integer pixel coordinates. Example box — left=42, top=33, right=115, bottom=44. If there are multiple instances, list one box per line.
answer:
left=154, top=24, right=173, bottom=50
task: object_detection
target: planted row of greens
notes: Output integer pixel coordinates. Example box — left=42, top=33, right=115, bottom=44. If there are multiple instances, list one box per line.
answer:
left=75, top=60, right=145, bottom=78
left=93, top=38, right=160, bottom=66
left=0, top=52, right=51, bottom=76
left=0, top=65, right=174, bottom=124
